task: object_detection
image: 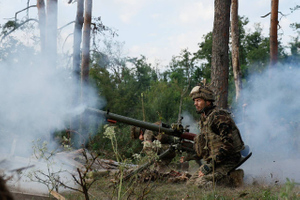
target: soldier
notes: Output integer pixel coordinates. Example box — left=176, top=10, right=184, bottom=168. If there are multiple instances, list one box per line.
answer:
left=186, top=84, right=245, bottom=188
left=130, top=124, right=176, bottom=173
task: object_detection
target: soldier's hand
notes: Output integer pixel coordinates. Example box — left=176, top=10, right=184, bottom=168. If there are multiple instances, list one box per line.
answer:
left=139, top=133, right=144, bottom=141
left=198, top=170, right=204, bottom=177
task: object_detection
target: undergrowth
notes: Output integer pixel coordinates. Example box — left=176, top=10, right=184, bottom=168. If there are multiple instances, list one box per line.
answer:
left=61, top=177, right=300, bottom=200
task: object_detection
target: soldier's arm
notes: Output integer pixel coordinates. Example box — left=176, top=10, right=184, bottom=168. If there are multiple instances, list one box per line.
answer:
left=211, top=112, right=235, bottom=163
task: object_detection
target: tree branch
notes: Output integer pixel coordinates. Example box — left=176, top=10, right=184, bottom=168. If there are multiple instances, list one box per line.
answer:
left=15, top=5, right=37, bottom=21
left=0, top=18, right=38, bottom=43
left=62, top=33, right=74, bottom=53
left=58, top=21, right=75, bottom=31
left=262, top=11, right=286, bottom=18
left=261, top=12, right=271, bottom=18
left=54, top=178, right=82, bottom=193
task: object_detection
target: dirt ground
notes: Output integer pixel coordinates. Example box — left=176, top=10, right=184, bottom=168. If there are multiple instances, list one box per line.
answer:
left=3, top=150, right=300, bottom=200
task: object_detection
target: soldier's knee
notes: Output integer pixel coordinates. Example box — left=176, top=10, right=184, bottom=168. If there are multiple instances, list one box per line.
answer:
left=229, top=169, right=244, bottom=187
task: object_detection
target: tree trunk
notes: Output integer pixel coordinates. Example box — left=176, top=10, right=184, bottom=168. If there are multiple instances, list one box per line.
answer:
left=37, top=0, right=46, bottom=55
left=73, top=0, right=84, bottom=80
left=81, top=0, right=92, bottom=96
left=71, top=0, right=84, bottom=133
left=231, top=0, right=242, bottom=103
left=211, top=0, right=231, bottom=109
left=46, top=0, right=58, bottom=67
left=270, top=0, right=278, bottom=68
left=80, top=0, right=92, bottom=137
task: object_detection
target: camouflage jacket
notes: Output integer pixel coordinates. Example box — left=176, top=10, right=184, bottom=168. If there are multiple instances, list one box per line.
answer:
left=194, top=106, right=244, bottom=165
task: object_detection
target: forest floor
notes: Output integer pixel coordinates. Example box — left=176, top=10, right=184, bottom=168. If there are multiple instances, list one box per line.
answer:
left=5, top=149, right=300, bottom=200
left=59, top=171, right=300, bottom=200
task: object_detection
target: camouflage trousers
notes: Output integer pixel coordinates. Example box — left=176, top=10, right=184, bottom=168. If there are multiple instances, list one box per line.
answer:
left=143, top=141, right=175, bottom=173
left=186, top=161, right=240, bottom=188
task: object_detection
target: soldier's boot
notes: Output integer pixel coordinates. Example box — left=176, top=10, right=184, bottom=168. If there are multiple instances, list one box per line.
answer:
left=229, top=169, right=244, bottom=187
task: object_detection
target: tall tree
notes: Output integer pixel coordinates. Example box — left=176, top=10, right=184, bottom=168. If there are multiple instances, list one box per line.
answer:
left=80, top=0, right=92, bottom=137
left=231, top=0, right=242, bottom=103
left=243, top=24, right=270, bottom=74
left=270, top=0, right=279, bottom=68
left=287, top=37, right=300, bottom=65
left=169, top=49, right=193, bottom=121
left=37, top=0, right=46, bottom=55
left=81, top=0, right=92, bottom=98
left=211, top=0, right=231, bottom=109
left=193, top=32, right=213, bottom=82
left=73, top=0, right=84, bottom=81
left=46, top=0, right=58, bottom=67
left=71, top=0, right=84, bottom=133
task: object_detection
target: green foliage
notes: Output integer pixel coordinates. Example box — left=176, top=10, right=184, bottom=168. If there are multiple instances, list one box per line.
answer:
left=90, top=54, right=156, bottom=119
left=143, top=81, right=181, bottom=123
left=89, top=124, right=142, bottom=160
left=1, top=21, right=18, bottom=35
left=279, top=178, right=297, bottom=200
left=290, top=5, right=300, bottom=13
left=0, top=36, right=37, bottom=64
left=89, top=19, right=286, bottom=154
left=202, top=192, right=228, bottom=200
left=261, top=189, right=278, bottom=200
left=290, top=22, right=300, bottom=30
left=243, top=24, right=270, bottom=74
left=286, top=36, right=300, bottom=65
left=168, top=49, right=194, bottom=84
left=193, top=32, right=213, bottom=82
left=132, top=55, right=157, bottom=89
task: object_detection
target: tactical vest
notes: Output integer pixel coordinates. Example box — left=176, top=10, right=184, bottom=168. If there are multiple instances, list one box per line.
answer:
left=196, top=108, right=244, bottom=161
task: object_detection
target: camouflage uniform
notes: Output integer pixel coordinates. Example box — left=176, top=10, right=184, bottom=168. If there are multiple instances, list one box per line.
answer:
left=142, top=129, right=176, bottom=173
left=131, top=125, right=176, bottom=173
left=187, top=84, right=244, bottom=188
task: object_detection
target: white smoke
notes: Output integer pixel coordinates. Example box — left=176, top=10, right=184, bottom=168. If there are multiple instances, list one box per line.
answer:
left=0, top=2, right=106, bottom=195
left=0, top=50, right=102, bottom=194
left=239, top=66, right=300, bottom=185
left=181, top=111, right=199, bottom=134
left=0, top=58, right=99, bottom=155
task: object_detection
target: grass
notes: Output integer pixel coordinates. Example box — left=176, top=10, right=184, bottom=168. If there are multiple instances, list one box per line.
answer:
left=60, top=176, right=300, bottom=200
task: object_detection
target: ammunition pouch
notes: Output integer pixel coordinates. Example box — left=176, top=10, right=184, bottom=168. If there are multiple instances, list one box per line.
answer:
left=200, top=163, right=213, bottom=175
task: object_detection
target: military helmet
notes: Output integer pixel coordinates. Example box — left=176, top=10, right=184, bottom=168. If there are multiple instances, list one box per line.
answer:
left=189, top=84, right=215, bottom=102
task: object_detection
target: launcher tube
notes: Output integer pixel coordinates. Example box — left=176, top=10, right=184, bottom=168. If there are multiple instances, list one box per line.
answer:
left=85, top=107, right=178, bottom=136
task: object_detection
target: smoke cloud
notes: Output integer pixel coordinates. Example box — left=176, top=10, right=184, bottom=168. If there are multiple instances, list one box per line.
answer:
left=0, top=50, right=101, bottom=194
left=0, top=59, right=99, bottom=155
left=239, top=66, right=300, bottom=185
left=181, top=111, right=199, bottom=134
